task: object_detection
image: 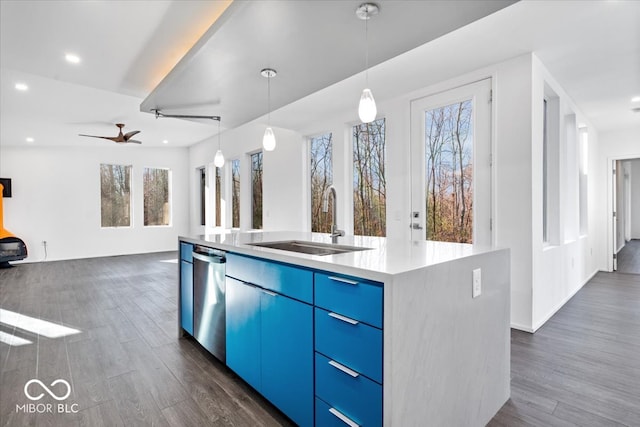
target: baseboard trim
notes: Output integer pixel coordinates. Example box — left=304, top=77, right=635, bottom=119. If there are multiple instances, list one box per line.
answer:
left=531, top=268, right=599, bottom=332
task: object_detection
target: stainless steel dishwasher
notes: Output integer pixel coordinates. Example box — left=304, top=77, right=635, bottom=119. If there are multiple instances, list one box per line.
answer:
left=192, top=246, right=226, bottom=363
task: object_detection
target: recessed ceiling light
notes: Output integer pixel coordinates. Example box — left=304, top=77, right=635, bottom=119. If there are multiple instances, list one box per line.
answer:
left=162, top=140, right=169, bottom=144
left=631, top=96, right=640, bottom=103
left=25, top=137, right=34, bottom=143
left=65, top=53, right=81, bottom=64
left=15, top=83, right=29, bottom=91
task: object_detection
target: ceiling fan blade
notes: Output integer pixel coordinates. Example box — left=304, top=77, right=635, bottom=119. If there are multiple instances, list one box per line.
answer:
left=123, top=130, right=141, bottom=141
left=79, top=134, right=118, bottom=142
left=125, top=140, right=142, bottom=144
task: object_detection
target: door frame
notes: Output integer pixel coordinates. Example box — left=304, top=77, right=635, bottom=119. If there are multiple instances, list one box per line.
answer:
left=606, top=155, right=640, bottom=271
left=409, top=77, right=494, bottom=245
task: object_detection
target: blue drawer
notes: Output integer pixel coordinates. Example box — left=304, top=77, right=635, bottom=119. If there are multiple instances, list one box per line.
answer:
left=315, top=353, right=382, bottom=427
left=180, top=242, right=193, bottom=263
left=315, top=308, right=382, bottom=384
left=226, top=253, right=313, bottom=303
left=316, top=397, right=370, bottom=427
left=314, top=273, right=383, bottom=328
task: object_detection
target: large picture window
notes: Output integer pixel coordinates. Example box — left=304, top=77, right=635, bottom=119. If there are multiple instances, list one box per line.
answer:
left=143, top=167, right=171, bottom=226
left=310, top=133, right=333, bottom=233
left=251, top=152, right=263, bottom=229
left=353, top=119, right=386, bottom=237
left=100, top=164, right=132, bottom=227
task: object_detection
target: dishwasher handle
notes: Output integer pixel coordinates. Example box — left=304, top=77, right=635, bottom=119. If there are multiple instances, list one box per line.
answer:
left=192, top=247, right=226, bottom=264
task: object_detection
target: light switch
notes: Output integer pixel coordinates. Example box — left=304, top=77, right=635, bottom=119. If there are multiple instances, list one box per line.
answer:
left=472, top=268, right=482, bottom=298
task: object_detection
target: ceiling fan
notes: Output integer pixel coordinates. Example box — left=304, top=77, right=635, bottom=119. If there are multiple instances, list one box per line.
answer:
left=79, top=123, right=142, bottom=144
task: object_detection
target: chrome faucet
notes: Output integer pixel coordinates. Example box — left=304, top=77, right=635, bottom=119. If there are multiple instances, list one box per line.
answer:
left=322, top=185, right=345, bottom=243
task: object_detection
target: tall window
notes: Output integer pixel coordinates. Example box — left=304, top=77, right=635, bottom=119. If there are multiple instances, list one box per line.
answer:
left=543, top=87, right=560, bottom=244
left=215, top=167, right=222, bottom=227
left=100, top=164, right=132, bottom=228
left=543, top=99, right=549, bottom=242
left=198, top=167, right=206, bottom=226
left=310, top=133, right=333, bottom=233
left=353, top=119, right=386, bottom=237
left=251, top=152, right=263, bottom=229
left=231, top=159, right=240, bottom=228
left=425, top=100, right=473, bottom=243
left=579, top=128, right=589, bottom=235
left=143, top=167, right=171, bottom=226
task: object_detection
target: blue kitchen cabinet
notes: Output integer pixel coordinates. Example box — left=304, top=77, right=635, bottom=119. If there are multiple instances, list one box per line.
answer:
left=261, top=288, right=313, bottom=427
left=226, top=276, right=262, bottom=391
left=226, top=254, right=313, bottom=427
left=179, top=242, right=194, bottom=336
left=180, top=260, right=193, bottom=335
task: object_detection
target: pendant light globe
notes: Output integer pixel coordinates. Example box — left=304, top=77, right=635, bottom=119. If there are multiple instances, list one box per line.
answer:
left=263, top=127, right=276, bottom=151
left=358, top=88, right=377, bottom=123
left=214, top=149, right=225, bottom=167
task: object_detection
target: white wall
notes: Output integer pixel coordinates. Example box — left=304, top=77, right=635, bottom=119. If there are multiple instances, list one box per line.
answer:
left=0, top=145, right=190, bottom=261
left=188, top=121, right=306, bottom=235
left=631, top=159, right=640, bottom=239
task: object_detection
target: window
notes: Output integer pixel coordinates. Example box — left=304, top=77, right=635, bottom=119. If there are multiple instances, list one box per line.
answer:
left=353, top=118, right=386, bottom=237
left=310, top=133, right=333, bottom=233
left=143, top=167, right=171, bottom=226
left=543, top=85, right=560, bottom=244
left=215, top=167, right=222, bottom=227
left=424, top=100, right=473, bottom=243
left=100, top=164, right=132, bottom=227
left=232, top=159, right=240, bottom=228
left=579, top=127, right=588, bottom=235
left=251, top=152, right=263, bottom=229
left=198, top=167, right=206, bottom=226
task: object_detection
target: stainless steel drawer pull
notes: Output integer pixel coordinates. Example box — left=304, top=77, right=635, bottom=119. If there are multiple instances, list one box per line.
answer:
left=329, top=407, right=360, bottom=427
left=328, top=312, right=359, bottom=325
left=328, top=276, right=359, bottom=285
left=328, top=360, right=360, bottom=378
left=261, top=289, right=277, bottom=297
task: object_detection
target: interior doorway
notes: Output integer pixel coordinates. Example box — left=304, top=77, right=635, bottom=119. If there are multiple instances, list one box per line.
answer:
left=611, top=158, right=640, bottom=273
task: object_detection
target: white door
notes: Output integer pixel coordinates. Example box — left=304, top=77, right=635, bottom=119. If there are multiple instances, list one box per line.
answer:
left=410, top=79, right=492, bottom=244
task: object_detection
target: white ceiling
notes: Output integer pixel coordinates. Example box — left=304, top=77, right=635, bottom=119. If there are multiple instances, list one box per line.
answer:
left=1, top=0, right=638, bottom=150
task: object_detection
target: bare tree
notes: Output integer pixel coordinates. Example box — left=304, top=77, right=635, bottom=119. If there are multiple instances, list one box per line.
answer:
left=310, top=133, right=333, bottom=233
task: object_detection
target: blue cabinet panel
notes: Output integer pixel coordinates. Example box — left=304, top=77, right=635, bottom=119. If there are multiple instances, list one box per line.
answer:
left=226, top=253, right=313, bottom=303
left=316, top=397, right=365, bottom=427
left=225, top=277, right=261, bottom=391
left=180, top=260, right=193, bottom=335
left=180, top=242, right=193, bottom=263
left=261, top=292, right=313, bottom=427
left=315, top=307, right=383, bottom=384
left=315, top=273, right=383, bottom=328
left=315, top=353, right=382, bottom=427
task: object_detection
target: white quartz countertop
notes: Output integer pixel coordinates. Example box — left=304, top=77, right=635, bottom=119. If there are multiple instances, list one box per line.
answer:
left=180, top=231, right=503, bottom=282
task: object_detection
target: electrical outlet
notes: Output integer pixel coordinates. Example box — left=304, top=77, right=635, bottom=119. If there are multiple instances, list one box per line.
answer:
left=472, top=268, right=482, bottom=298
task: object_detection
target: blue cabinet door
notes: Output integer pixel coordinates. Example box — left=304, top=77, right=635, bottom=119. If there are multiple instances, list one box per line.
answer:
left=180, top=260, right=193, bottom=335
left=225, top=277, right=261, bottom=391
left=261, top=291, right=313, bottom=427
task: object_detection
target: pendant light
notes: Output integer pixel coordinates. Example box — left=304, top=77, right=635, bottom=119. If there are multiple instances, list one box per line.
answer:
left=261, top=68, right=277, bottom=151
left=356, top=3, right=379, bottom=123
left=214, top=118, right=225, bottom=167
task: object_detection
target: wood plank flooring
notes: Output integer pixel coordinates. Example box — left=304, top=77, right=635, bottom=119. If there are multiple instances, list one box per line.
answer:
left=617, top=239, right=640, bottom=274
left=1, top=253, right=639, bottom=426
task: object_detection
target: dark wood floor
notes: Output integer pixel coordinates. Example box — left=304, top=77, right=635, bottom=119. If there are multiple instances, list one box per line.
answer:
left=617, top=239, right=640, bottom=275
left=1, top=253, right=639, bottom=426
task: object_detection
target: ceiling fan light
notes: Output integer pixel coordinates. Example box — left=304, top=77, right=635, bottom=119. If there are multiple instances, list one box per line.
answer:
left=214, top=149, right=225, bottom=167
left=263, top=127, right=276, bottom=151
left=358, top=88, right=377, bottom=123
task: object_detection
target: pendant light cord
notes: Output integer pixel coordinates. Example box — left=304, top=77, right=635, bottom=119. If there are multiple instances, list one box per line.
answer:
left=218, top=119, right=221, bottom=150
left=365, top=13, right=369, bottom=88
left=267, top=74, right=271, bottom=126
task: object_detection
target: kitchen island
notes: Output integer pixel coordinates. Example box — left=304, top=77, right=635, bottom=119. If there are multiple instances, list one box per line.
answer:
left=179, top=231, right=510, bottom=427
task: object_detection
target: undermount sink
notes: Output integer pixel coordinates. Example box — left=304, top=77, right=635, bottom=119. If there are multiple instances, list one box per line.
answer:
left=248, top=240, right=371, bottom=256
